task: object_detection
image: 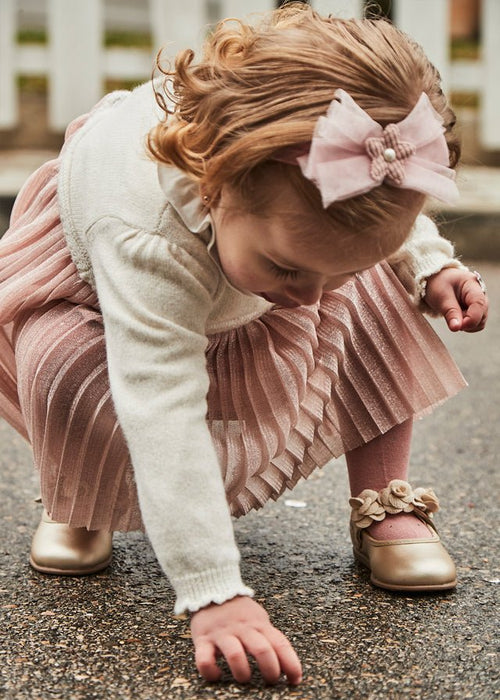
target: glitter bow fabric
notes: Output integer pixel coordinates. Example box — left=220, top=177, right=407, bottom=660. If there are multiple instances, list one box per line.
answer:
left=279, top=89, right=459, bottom=207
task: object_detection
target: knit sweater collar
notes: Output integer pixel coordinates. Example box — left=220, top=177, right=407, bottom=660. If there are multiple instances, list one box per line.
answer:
left=157, top=164, right=211, bottom=234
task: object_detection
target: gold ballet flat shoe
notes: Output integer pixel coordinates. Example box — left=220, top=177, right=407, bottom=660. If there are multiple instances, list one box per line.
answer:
left=349, top=479, right=457, bottom=592
left=30, top=509, right=113, bottom=575
left=350, top=522, right=457, bottom=591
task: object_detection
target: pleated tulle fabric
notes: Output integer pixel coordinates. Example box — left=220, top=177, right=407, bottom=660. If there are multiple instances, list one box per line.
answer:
left=205, top=266, right=466, bottom=516
left=0, top=115, right=466, bottom=531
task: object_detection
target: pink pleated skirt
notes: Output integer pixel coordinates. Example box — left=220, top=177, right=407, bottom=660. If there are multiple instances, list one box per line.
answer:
left=0, top=115, right=466, bottom=532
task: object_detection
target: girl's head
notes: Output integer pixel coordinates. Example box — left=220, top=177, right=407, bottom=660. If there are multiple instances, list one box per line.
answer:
left=148, top=2, right=460, bottom=305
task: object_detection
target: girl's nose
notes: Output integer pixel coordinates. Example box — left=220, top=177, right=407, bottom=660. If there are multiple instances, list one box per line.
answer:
left=284, top=281, right=324, bottom=306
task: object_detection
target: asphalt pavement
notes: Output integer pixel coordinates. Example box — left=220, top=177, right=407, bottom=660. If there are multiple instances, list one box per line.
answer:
left=0, top=258, right=498, bottom=699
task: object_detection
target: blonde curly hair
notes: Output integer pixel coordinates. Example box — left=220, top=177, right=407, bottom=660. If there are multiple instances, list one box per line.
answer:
left=147, top=2, right=459, bottom=233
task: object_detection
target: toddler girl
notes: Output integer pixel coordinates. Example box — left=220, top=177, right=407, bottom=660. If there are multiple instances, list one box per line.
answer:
left=0, top=3, right=489, bottom=686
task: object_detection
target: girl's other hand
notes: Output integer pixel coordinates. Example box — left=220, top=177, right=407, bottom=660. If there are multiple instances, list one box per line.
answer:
left=190, top=596, right=302, bottom=685
left=424, top=267, right=489, bottom=332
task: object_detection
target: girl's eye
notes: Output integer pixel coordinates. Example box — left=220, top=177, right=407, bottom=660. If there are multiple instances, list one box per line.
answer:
left=269, top=262, right=299, bottom=280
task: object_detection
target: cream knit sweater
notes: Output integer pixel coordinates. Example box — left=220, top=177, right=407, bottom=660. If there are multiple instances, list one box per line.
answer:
left=58, top=82, right=465, bottom=613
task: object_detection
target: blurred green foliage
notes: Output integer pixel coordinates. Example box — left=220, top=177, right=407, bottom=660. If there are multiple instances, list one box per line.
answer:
left=18, top=76, right=47, bottom=93
left=17, top=29, right=152, bottom=48
left=450, top=38, right=480, bottom=60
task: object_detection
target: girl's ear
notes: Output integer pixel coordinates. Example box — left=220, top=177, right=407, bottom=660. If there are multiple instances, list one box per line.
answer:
left=200, top=181, right=224, bottom=208
left=200, top=186, right=214, bottom=208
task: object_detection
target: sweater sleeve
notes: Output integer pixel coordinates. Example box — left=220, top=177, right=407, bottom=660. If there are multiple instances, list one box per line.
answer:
left=387, top=213, right=468, bottom=314
left=86, top=215, right=254, bottom=614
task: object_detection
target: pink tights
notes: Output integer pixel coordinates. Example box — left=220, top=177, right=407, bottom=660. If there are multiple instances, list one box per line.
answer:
left=345, top=419, right=430, bottom=540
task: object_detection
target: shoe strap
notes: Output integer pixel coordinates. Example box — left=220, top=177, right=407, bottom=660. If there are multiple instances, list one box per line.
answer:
left=349, top=479, right=440, bottom=531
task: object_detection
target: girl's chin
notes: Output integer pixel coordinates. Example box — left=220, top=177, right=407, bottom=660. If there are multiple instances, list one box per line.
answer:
left=258, top=292, right=300, bottom=308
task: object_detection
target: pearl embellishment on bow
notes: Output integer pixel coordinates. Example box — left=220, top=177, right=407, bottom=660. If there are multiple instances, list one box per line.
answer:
left=383, top=147, right=397, bottom=162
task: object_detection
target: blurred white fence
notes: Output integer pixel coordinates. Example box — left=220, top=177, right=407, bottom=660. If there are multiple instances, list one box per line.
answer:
left=1, top=0, right=499, bottom=148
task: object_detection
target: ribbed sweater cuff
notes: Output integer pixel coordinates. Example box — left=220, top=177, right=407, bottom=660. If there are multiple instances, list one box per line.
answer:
left=172, top=564, right=254, bottom=615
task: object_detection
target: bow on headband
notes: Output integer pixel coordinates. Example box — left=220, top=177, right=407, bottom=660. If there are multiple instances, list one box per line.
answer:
left=277, top=89, right=459, bottom=207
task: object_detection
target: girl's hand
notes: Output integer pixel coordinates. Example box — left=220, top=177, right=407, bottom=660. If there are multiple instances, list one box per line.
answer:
left=190, top=596, right=302, bottom=685
left=424, top=267, right=489, bottom=333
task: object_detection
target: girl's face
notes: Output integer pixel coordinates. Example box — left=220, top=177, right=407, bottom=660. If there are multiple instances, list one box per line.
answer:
left=210, top=181, right=411, bottom=308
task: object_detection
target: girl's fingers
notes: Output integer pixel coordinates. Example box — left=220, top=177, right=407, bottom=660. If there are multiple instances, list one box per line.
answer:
left=443, top=304, right=463, bottom=331
left=194, top=639, right=222, bottom=682
left=460, top=280, right=488, bottom=331
left=266, top=627, right=303, bottom=685
left=425, top=268, right=488, bottom=333
left=436, top=291, right=464, bottom=331
left=216, top=636, right=252, bottom=683
left=241, top=629, right=282, bottom=684
left=436, top=280, right=488, bottom=332
left=196, top=629, right=302, bottom=686
left=191, top=598, right=303, bottom=685
left=462, top=307, right=487, bottom=332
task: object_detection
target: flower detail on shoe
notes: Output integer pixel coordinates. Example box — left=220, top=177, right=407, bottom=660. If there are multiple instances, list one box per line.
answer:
left=414, top=487, right=440, bottom=513
left=378, top=479, right=416, bottom=514
left=350, top=480, right=440, bottom=529
left=349, top=489, right=386, bottom=528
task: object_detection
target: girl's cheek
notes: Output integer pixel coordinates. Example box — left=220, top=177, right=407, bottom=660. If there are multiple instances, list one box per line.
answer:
left=237, top=271, right=266, bottom=291
left=220, top=261, right=261, bottom=291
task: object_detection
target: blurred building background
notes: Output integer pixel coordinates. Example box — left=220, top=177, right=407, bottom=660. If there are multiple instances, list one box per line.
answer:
left=0, top=0, right=499, bottom=232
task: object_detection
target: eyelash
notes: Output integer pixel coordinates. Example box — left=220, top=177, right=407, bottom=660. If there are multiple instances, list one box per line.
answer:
left=269, top=262, right=299, bottom=280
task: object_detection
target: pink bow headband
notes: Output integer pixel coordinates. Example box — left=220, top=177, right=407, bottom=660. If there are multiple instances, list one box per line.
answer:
left=275, top=89, right=459, bottom=207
